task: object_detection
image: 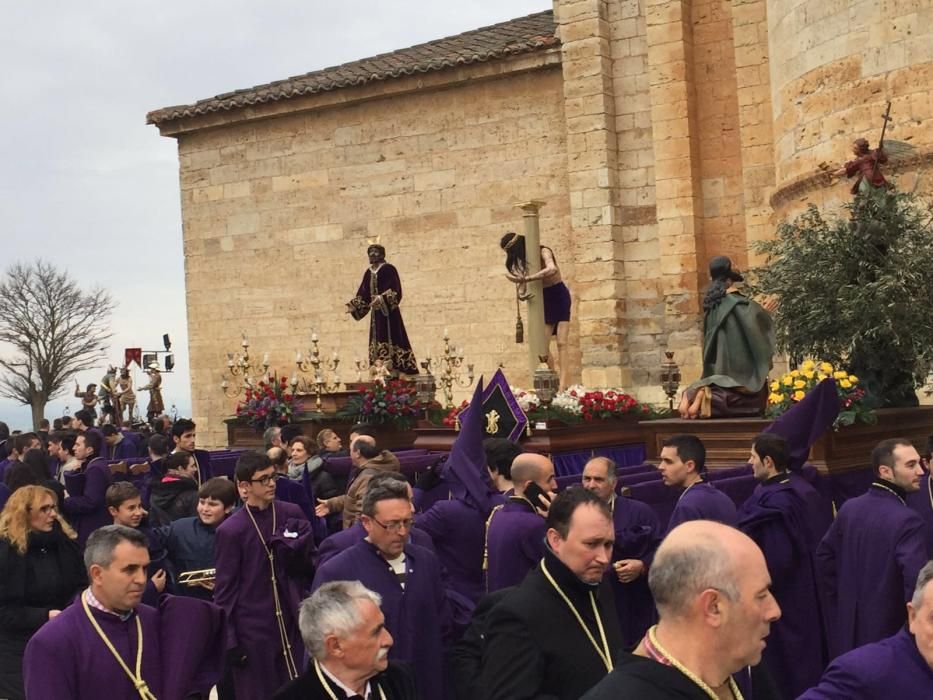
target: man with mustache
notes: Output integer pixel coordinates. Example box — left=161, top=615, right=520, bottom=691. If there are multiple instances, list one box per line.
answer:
left=583, top=520, right=783, bottom=700
left=272, top=581, right=417, bottom=699
left=816, top=437, right=930, bottom=658
left=23, top=525, right=225, bottom=699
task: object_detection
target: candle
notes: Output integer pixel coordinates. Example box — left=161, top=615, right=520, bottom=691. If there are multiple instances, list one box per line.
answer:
left=227, top=359, right=234, bottom=368
left=443, top=327, right=449, bottom=340
left=296, top=351, right=302, bottom=363
left=221, top=379, right=228, bottom=389
left=332, top=351, right=339, bottom=361
left=263, top=352, right=270, bottom=365
left=290, top=374, right=298, bottom=386
left=311, top=332, right=319, bottom=342
left=241, top=335, right=249, bottom=347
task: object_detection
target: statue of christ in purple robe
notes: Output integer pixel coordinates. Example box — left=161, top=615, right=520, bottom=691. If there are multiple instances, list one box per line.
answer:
left=347, top=245, right=417, bottom=376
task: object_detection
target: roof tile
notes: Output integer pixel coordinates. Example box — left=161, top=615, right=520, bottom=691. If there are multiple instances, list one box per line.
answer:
left=148, top=10, right=557, bottom=126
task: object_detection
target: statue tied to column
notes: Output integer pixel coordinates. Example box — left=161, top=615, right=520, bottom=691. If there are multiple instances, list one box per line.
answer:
left=678, top=256, right=775, bottom=419
left=139, top=362, right=165, bottom=420
left=346, top=243, right=418, bottom=376
left=116, top=367, right=136, bottom=423
left=500, top=231, right=572, bottom=389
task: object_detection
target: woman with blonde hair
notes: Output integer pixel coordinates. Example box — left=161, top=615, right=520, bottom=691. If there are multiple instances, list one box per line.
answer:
left=0, top=485, right=86, bottom=700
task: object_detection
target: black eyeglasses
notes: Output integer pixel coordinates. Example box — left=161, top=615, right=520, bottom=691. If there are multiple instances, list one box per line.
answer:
left=249, top=474, right=276, bottom=486
left=370, top=517, right=414, bottom=534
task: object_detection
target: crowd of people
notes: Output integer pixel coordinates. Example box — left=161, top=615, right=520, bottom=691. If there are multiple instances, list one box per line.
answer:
left=0, top=396, right=931, bottom=699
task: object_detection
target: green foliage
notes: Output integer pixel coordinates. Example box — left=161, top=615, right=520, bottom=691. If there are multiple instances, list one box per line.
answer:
left=748, top=191, right=933, bottom=407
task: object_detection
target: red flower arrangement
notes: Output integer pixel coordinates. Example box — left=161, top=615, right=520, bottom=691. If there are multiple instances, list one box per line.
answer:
left=343, top=379, right=425, bottom=431
left=577, top=389, right=650, bottom=422
left=235, top=374, right=300, bottom=432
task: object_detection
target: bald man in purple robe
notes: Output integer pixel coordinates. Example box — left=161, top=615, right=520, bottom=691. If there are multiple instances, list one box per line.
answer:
left=582, top=456, right=661, bottom=647
left=658, top=434, right=737, bottom=531
left=799, top=560, right=933, bottom=698
left=214, top=452, right=316, bottom=700
left=23, top=525, right=224, bottom=699
left=816, top=438, right=930, bottom=658
left=738, top=433, right=826, bottom=698
left=485, top=453, right=557, bottom=592
left=312, top=476, right=452, bottom=700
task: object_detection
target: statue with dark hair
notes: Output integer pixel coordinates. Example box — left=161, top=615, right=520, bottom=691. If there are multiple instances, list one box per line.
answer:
left=679, top=256, right=774, bottom=419
left=346, top=243, right=417, bottom=376
left=500, top=231, right=573, bottom=388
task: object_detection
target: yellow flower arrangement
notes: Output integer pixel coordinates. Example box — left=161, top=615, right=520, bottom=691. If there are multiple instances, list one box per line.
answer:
left=767, top=359, right=872, bottom=426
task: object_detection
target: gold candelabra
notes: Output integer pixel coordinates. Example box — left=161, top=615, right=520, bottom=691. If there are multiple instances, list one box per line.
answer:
left=423, top=328, right=475, bottom=408
left=221, top=333, right=266, bottom=398
left=294, top=330, right=341, bottom=411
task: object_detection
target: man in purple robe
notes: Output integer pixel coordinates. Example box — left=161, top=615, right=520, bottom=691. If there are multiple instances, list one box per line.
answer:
left=312, top=477, right=452, bottom=699
left=737, top=433, right=826, bottom=698
left=582, top=455, right=661, bottom=647
left=317, top=471, right=434, bottom=567
left=23, top=525, right=225, bottom=699
left=907, top=436, right=933, bottom=553
left=416, top=378, right=502, bottom=603
left=816, top=437, right=929, bottom=658
left=799, top=560, right=933, bottom=698
left=485, top=452, right=557, bottom=592
left=658, top=434, right=737, bottom=531
left=214, top=451, right=316, bottom=699
left=102, top=424, right=142, bottom=460
left=346, top=244, right=417, bottom=375
left=61, top=430, right=114, bottom=545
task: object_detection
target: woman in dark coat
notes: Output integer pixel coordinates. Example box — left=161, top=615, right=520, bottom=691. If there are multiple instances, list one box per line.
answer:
left=0, top=485, right=87, bottom=700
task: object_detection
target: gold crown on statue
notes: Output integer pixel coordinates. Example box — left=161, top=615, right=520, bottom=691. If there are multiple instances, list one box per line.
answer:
left=366, top=235, right=382, bottom=246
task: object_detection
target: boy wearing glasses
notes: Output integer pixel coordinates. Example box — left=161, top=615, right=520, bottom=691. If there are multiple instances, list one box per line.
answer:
left=213, top=451, right=316, bottom=700
left=312, top=477, right=452, bottom=700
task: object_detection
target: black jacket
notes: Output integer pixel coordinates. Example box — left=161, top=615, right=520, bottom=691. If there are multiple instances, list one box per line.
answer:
left=148, top=476, right=198, bottom=526
left=0, top=525, right=86, bottom=700
left=451, top=588, right=513, bottom=700
left=582, top=651, right=782, bottom=700
left=480, top=546, right=623, bottom=700
left=272, top=661, right=418, bottom=700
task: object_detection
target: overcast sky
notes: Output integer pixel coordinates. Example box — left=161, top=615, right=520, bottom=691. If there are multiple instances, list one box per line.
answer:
left=0, top=0, right=548, bottom=430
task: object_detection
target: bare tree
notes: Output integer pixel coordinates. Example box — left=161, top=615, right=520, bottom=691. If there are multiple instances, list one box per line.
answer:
left=0, top=260, right=115, bottom=429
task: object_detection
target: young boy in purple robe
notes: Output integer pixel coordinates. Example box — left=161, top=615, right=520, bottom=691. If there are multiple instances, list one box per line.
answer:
left=816, top=437, right=929, bottom=658
left=658, top=434, right=737, bottom=531
left=799, top=560, right=933, bottom=698
left=23, top=525, right=225, bottom=700
left=738, top=433, right=826, bottom=698
left=485, top=453, right=557, bottom=592
left=61, top=430, right=114, bottom=545
left=582, top=455, right=661, bottom=647
left=214, top=451, right=316, bottom=699
left=313, top=476, right=453, bottom=700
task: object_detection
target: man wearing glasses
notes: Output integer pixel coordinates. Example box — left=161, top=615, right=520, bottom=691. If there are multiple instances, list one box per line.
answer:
left=213, top=451, right=316, bottom=700
left=312, top=477, right=452, bottom=700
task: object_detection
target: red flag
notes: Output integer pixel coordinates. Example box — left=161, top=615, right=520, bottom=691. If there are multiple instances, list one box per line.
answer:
left=124, top=348, right=142, bottom=367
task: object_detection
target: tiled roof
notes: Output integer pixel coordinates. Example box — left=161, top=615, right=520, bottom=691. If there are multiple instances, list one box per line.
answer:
left=147, top=10, right=557, bottom=126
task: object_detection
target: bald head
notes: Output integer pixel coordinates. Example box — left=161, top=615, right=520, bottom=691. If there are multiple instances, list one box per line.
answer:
left=511, top=453, right=556, bottom=496
left=650, top=521, right=760, bottom=618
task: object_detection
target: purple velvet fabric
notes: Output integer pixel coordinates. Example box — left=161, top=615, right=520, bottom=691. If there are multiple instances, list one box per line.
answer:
left=738, top=476, right=826, bottom=698
left=607, top=496, right=662, bottom=647
left=906, top=473, right=933, bottom=554
left=765, top=378, right=840, bottom=471
left=485, top=497, right=547, bottom=592
left=213, top=501, right=315, bottom=700
left=312, top=540, right=451, bottom=700
left=816, top=484, right=929, bottom=658
left=666, top=481, right=738, bottom=532
left=798, top=628, right=933, bottom=699
left=61, top=457, right=113, bottom=546
left=415, top=497, right=486, bottom=603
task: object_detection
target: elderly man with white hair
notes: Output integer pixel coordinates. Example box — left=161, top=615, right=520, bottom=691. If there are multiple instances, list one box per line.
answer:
left=798, top=559, right=933, bottom=698
left=583, top=520, right=783, bottom=699
left=273, top=580, right=418, bottom=699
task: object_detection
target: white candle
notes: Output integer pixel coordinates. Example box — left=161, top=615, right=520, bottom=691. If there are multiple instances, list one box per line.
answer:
left=263, top=352, right=270, bottom=365
left=443, top=327, right=449, bottom=340
left=296, top=351, right=302, bottom=363
left=311, top=332, right=319, bottom=342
